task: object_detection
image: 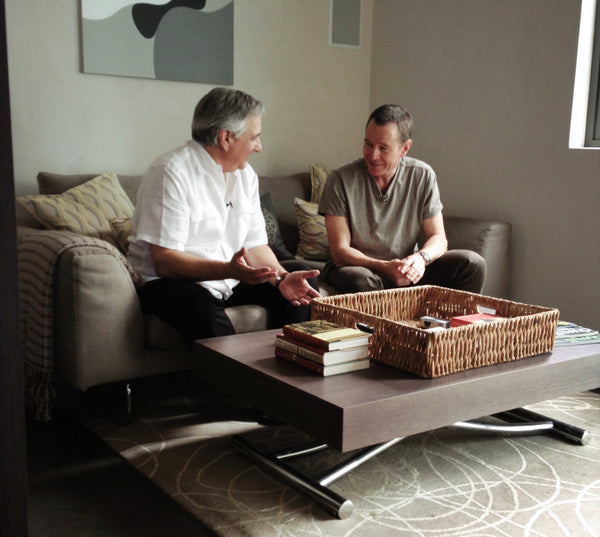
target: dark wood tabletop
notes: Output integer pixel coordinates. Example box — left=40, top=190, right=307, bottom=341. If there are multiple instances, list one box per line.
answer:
left=194, top=329, right=600, bottom=452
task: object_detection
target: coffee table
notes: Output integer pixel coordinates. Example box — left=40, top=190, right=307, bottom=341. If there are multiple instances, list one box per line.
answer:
left=194, top=330, right=600, bottom=518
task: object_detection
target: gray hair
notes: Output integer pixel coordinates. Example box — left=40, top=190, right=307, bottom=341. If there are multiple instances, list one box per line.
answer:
left=191, top=88, right=265, bottom=146
left=367, top=104, right=413, bottom=143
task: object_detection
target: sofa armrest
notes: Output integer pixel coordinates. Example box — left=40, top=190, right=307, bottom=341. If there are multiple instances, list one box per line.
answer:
left=444, top=216, right=512, bottom=298
left=17, top=224, right=42, bottom=240
left=54, top=243, right=146, bottom=390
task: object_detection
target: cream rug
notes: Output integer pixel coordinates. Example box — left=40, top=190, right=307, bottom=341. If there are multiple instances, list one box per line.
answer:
left=82, top=377, right=600, bottom=537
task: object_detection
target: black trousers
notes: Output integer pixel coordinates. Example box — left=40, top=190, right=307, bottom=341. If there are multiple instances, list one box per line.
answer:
left=138, top=260, right=319, bottom=345
left=324, top=249, right=487, bottom=294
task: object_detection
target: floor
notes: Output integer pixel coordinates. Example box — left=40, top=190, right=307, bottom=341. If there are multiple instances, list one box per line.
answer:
left=26, top=391, right=219, bottom=537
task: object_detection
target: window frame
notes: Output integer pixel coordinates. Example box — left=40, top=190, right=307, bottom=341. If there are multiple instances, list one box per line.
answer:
left=585, top=1, right=600, bottom=146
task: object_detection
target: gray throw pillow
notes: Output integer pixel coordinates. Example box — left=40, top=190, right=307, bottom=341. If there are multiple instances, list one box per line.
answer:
left=260, top=193, right=295, bottom=260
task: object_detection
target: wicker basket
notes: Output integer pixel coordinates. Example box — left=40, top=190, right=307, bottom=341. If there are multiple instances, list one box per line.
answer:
left=311, top=285, right=559, bottom=378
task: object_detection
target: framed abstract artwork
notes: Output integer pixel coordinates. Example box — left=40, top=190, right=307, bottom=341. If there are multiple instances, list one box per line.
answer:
left=81, top=0, right=234, bottom=84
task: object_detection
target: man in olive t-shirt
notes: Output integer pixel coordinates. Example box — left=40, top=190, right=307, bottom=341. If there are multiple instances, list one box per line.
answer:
left=318, top=104, right=486, bottom=294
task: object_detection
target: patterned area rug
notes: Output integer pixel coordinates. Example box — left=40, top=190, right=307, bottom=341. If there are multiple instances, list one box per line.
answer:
left=82, top=376, right=600, bottom=537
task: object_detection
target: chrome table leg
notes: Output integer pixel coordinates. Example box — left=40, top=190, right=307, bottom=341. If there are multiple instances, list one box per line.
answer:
left=274, top=441, right=329, bottom=460
left=318, top=437, right=404, bottom=487
left=231, top=435, right=354, bottom=519
left=453, top=420, right=554, bottom=435
left=231, top=408, right=591, bottom=518
left=495, top=408, right=592, bottom=445
left=231, top=435, right=404, bottom=518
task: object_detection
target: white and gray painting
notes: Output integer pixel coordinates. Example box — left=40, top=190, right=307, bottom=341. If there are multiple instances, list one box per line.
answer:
left=81, top=0, right=233, bottom=84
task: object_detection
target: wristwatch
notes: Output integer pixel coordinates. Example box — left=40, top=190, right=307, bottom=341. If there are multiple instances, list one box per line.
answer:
left=274, top=273, right=289, bottom=287
left=418, top=250, right=431, bottom=266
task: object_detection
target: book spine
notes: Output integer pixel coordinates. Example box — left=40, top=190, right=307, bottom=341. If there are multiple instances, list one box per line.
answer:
left=275, top=347, right=325, bottom=375
left=275, top=335, right=328, bottom=363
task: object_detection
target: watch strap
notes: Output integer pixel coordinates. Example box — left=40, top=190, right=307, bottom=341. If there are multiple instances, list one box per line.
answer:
left=418, top=250, right=431, bottom=265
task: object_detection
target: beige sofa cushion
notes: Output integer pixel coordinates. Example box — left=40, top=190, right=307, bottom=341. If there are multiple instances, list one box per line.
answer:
left=110, top=217, right=133, bottom=254
left=310, top=163, right=330, bottom=203
left=17, top=172, right=134, bottom=250
left=294, top=197, right=330, bottom=261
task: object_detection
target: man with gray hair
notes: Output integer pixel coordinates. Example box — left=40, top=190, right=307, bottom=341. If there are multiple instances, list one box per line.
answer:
left=129, top=88, right=320, bottom=344
left=318, top=103, right=486, bottom=294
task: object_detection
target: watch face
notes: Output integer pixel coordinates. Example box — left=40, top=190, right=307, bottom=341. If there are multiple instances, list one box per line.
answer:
left=420, top=251, right=430, bottom=264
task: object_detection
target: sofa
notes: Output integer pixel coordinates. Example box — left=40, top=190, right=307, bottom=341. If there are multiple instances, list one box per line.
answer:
left=16, top=169, right=511, bottom=417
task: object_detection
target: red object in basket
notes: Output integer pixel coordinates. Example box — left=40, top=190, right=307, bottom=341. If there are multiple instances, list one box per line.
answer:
left=450, top=313, right=499, bottom=327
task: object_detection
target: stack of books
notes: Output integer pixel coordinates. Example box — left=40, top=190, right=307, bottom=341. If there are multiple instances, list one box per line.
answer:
left=275, top=319, right=371, bottom=376
left=554, top=321, right=600, bottom=347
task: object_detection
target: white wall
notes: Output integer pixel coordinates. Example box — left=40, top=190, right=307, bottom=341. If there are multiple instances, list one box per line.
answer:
left=8, top=0, right=599, bottom=328
left=371, top=0, right=600, bottom=328
left=7, top=0, right=372, bottom=196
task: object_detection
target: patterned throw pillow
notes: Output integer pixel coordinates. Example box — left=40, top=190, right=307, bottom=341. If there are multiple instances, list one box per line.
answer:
left=260, top=193, right=295, bottom=260
left=310, top=163, right=330, bottom=204
left=17, top=172, right=134, bottom=250
left=110, top=217, right=132, bottom=255
left=294, top=197, right=330, bottom=261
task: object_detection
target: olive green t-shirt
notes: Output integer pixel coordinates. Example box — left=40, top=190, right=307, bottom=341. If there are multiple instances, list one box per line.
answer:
left=318, top=157, right=443, bottom=260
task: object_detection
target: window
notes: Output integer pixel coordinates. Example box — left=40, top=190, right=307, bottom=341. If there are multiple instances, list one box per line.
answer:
left=585, top=2, right=600, bottom=145
left=570, top=0, right=599, bottom=148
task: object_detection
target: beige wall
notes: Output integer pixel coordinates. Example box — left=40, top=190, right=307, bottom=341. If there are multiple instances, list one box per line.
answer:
left=7, top=0, right=599, bottom=328
left=7, top=0, right=372, bottom=196
left=371, top=0, right=600, bottom=328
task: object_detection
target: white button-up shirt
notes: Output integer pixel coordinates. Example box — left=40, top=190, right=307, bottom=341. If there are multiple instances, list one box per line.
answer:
left=128, top=140, right=268, bottom=299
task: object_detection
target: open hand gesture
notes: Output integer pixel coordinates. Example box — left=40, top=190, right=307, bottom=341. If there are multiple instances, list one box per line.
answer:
left=228, top=247, right=278, bottom=284
left=279, top=270, right=321, bottom=306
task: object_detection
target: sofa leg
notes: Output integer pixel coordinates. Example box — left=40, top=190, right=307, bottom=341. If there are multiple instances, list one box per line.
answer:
left=105, top=382, right=134, bottom=425
left=112, top=382, right=133, bottom=425
left=80, top=381, right=135, bottom=424
left=125, top=383, right=132, bottom=415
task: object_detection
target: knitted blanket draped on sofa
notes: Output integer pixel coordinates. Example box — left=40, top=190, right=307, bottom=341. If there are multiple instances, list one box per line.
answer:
left=18, top=230, right=139, bottom=421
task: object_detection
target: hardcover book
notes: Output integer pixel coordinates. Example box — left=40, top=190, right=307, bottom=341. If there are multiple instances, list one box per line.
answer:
left=275, top=334, right=369, bottom=365
left=275, top=347, right=371, bottom=376
left=450, top=313, right=500, bottom=327
left=282, top=320, right=370, bottom=351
